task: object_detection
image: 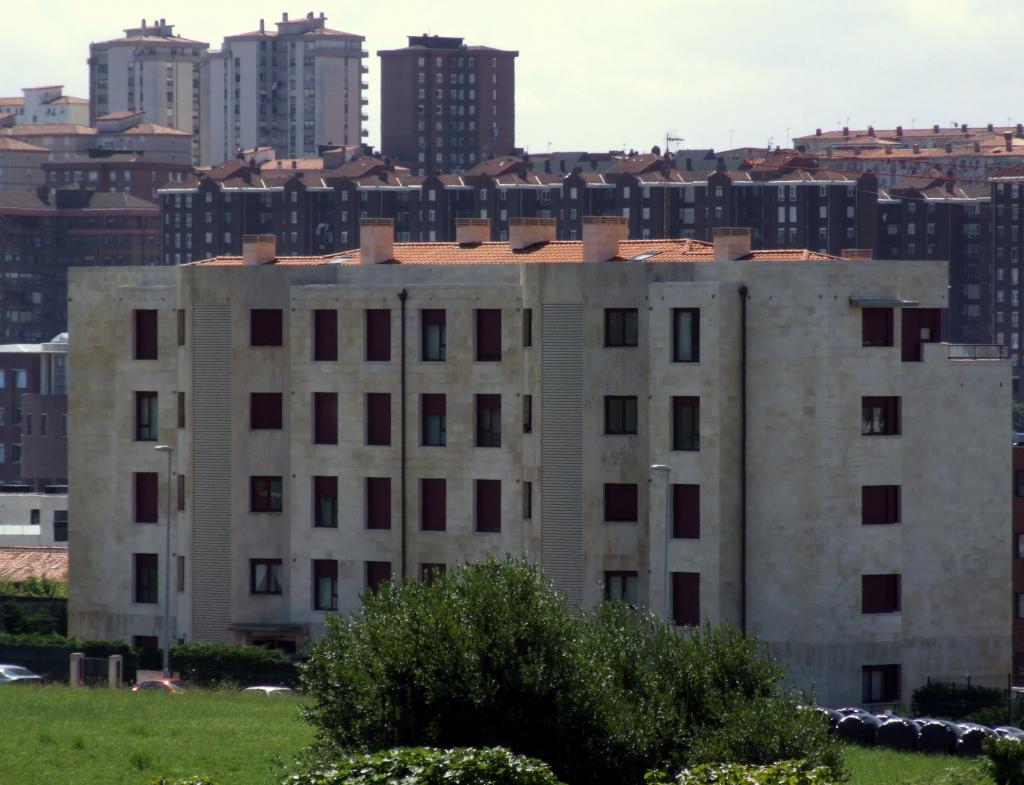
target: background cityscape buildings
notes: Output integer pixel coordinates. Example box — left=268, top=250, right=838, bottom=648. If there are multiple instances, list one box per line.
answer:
left=0, top=6, right=1021, bottom=708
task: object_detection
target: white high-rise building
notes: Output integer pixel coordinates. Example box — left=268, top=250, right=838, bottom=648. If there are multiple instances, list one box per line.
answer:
left=88, top=20, right=209, bottom=164
left=200, top=12, right=367, bottom=166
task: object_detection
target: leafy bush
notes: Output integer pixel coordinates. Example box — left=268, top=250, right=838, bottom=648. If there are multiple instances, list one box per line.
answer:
left=284, top=746, right=565, bottom=785
left=0, top=595, right=66, bottom=635
left=645, top=760, right=836, bottom=785
left=170, top=641, right=298, bottom=688
left=301, top=557, right=840, bottom=785
left=912, top=681, right=1005, bottom=720
left=966, top=700, right=1022, bottom=728
left=0, top=632, right=135, bottom=681
left=985, top=736, right=1024, bottom=785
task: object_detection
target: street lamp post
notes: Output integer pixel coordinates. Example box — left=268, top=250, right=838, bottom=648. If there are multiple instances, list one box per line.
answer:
left=650, top=464, right=671, bottom=624
left=154, top=444, right=174, bottom=677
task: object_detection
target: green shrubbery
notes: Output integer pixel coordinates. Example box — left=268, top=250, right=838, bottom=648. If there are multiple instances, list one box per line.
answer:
left=301, top=557, right=840, bottom=785
left=985, top=737, right=1024, bottom=785
left=284, top=747, right=566, bottom=785
left=912, top=681, right=1005, bottom=720
left=170, top=642, right=298, bottom=688
left=645, top=760, right=836, bottom=785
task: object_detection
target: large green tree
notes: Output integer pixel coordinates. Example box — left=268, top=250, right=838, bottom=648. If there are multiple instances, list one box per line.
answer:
left=301, top=558, right=839, bottom=785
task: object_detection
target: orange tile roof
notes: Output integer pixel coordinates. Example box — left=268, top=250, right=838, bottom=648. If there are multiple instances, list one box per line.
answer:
left=0, top=138, right=47, bottom=152
left=0, top=546, right=67, bottom=583
left=188, top=239, right=839, bottom=267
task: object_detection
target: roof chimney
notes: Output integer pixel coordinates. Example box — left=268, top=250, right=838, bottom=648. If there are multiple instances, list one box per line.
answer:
left=988, top=123, right=994, bottom=132
left=933, top=124, right=940, bottom=134
left=712, top=227, right=752, bottom=261
left=1006, top=132, right=1014, bottom=151
left=455, top=217, right=491, bottom=245
left=241, top=234, right=277, bottom=266
left=944, top=143, right=952, bottom=153
left=974, top=142, right=981, bottom=153
left=912, top=144, right=920, bottom=154
left=868, top=125, right=875, bottom=137
left=842, top=126, right=849, bottom=137
left=885, top=147, right=892, bottom=156
left=582, top=216, right=628, bottom=262
left=259, top=18, right=264, bottom=33
left=840, top=248, right=873, bottom=260
left=815, top=128, right=822, bottom=136
left=359, top=219, right=394, bottom=264
left=961, top=123, right=968, bottom=134
left=896, top=125, right=903, bottom=138
left=1017, top=123, right=1023, bottom=137
left=509, top=217, right=557, bottom=250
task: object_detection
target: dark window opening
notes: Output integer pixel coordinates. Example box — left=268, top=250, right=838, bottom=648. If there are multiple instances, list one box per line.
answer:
left=313, top=392, right=338, bottom=444
left=862, top=485, right=900, bottom=525
left=251, top=476, right=283, bottom=512
left=475, top=479, right=501, bottom=532
left=366, top=393, right=392, bottom=446
left=177, top=474, right=185, bottom=511
left=177, top=391, right=185, bottom=429
left=366, top=477, right=391, bottom=530
left=475, top=394, right=501, bottom=447
left=901, top=308, right=941, bottom=362
left=523, top=308, right=533, bottom=347
left=53, top=511, right=68, bottom=543
left=250, top=392, right=282, bottom=429
left=604, top=483, right=639, bottom=523
left=250, top=559, right=283, bottom=594
left=523, top=395, right=533, bottom=433
left=672, top=484, right=700, bottom=538
left=313, top=309, right=338, bottom=361
left=421, top=309, right=446, bottom=361
left=862, top=574, right=901, bottom=614
left=421, top=394, right=446, bottom=446
left=476, top=309, right=502, bottom=361
left=176, top=309, right=185, bottom=347
left=365, top=309, right=391, bottom=361
left=672, top=571, right=700, bottom=626
left=134, top=472, right=158, bottom=523
left=672, top=396, right=700, bottom=450
left=862, top=308, right=894, bottom=347
left=366, top=561, right=392, bottom=594
left=133, top=553, right=158, bottom=604
left=313, top=476, right=338, bottom=528
left=523, top=481, right=532, bottom=519
left=313, top=559, right=338, bottom=611
left=421, top=478, right=446, bottom=531
left=420, top=563, right=446, bottom=584
left=605, top=396, right=638, bottom=435
left=134, top=309, right=158, bottom=360
left=862, top=396, right=901, bottom=436
left=862, top=664, right=901, bottom=703
left=604, top=571, right=638, bottom=604
left=135, top=391, right=158, bottom=441
left=251, top=309, right=283, bottom=346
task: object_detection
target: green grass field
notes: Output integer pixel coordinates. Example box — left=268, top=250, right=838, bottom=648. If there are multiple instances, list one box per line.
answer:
left=0, top=685, right=314, bottom=785
left=0, top=686, right=1000, bottom=785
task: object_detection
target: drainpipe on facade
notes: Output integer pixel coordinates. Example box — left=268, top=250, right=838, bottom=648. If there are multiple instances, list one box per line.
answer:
left=399, top=289, right=408, bottom=582
left=739, top=284, right=748, bottom=636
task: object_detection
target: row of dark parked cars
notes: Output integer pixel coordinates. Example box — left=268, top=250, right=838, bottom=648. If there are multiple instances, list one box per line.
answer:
left=820, top=706, right=1024, bottom=756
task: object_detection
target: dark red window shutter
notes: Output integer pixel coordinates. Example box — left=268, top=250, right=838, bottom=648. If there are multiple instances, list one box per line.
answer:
left=475, top=479, right=501, bottom=532
left=366, top=477, right=391, bottom=530
left=134, top=310, right=158, bottom=359
left=672, top=572, right=700, bottom=626
left=604, top=483, right=638, bottom=522
left=135, top=472, right=158, bottom=523
left=250, top=393, right=282, bottom=429
left=862, top=486, right=900, bottom=525
left=862, top=308, right=894, bottom=347
left=366, top=393, right=391, bottom=445
left=863, top=574, right=900, bottom=613
left=366, top=561, right=392, bottom=593
left=421, top=478, right=447, bottom=531
left=366, top=309, right=391, bottom=361
left=313, top=392, right=338, bottom=444
left=672, top=484, right=700, bottom=538
left=251, top=309, right=283, bottom=346
left=313, top=309, right=338, bottom=361
left=476, top=309, right=502, bottom=361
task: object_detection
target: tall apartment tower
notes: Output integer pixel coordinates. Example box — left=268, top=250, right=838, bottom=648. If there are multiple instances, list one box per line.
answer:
left=88, top=20, right=209, bottom=164
left=201, top=12, right=367, bottom=166
left=379, top=35, right=517, bottom=175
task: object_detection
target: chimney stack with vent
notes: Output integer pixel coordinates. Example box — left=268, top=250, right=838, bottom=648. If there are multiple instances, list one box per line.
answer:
left=961, top=123, right=968, bottom=134
left=582, top=217, right=628, bottom=262
left=868, top=126, right=875, bottom=137
left=815, top=128, right=822, bottom=136
left=712, top=227, right=752, bottom=261
left=509, top=217, right=557, bottom=250
left=933, top=124, right=940, bottom=134
left=360, top=219, right=394, bottom=264
left=242, top=234, right=277, bottom=266
left=1006, top=132, right=1014, bottom=151
left=988, top=123, right=994, bottom=132
left=455, top=218, right=491, bottom=245
left=896, top=125, right=903, bottom=137
left=842, top=126, right=849, bottom=137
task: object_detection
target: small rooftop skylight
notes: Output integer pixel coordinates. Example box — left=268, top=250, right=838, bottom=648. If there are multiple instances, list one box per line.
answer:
left=630, top=251, right=661, bottom=261
left=326, top=256, right=353, bottom=264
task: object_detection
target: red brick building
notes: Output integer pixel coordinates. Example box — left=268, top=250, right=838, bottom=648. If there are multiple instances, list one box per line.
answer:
left=378, top=35, right=517, bottom=175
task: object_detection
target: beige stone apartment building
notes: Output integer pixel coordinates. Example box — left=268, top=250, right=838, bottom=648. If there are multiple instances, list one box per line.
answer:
left=68, top=219, right=1010, bottom=706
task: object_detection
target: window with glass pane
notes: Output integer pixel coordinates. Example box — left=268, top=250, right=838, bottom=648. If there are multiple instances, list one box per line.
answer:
left=250, top=559, right=283, bottom=594
left=313, top=559, right=337, bottom=610
left=133, top=553, right=158, bottom=604
left=672, top=396, right=700, bottom=450
left=135, top=391, right=157, bottom=441
left=421, top=309, right=446, bottom=361
left=604, top=571, right=638, bottom=604
left=604, top=396, right=637, bottom=434
left=422, top=394, right=446, bottom=446
left=475, top=394, right=501, bottom=447
left=251, top=476, right=283, bottom=512
left=672, top=308, right=700, bottom=362
left=861, top=397, right=900, bottom=436
left=313, top=476, right=337, bottom=527
left=605, top=309, right=638, bottom=347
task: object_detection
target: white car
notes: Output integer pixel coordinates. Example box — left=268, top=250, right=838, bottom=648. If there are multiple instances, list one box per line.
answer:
left=0, top=664, right=42, bottom=684
left=241, top=685, right=294, bottom=696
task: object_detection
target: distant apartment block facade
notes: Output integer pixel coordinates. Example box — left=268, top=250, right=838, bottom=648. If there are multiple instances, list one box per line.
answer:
left=0, top=189, right=160, bottom=343
left=379, top=35, right=517, bottom=175
left=68, top=221, right=1009, bottom=706
left=0, top=333, right=67, bottom=492
left=88, top=20, right=209, bottom=163
left=0, top=86, right=89, bottom=126
left=201, top=13, right=367, bottom=165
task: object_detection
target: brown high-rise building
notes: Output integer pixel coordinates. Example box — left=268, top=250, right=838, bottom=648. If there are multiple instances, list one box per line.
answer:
left=378, top=35, right=517, bottom=176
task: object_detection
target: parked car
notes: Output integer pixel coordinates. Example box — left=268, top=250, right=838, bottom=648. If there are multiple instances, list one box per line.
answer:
left=0, top=664, right=42, bottom=684
left=131, top=678, right=188, bottom=693
left=242, top=685, right=294, bottom=696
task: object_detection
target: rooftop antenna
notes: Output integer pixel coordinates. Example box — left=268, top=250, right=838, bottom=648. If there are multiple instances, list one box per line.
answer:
left=785, top=127, right=790, bottom=147
left=665, top=130, right=684, bottom=154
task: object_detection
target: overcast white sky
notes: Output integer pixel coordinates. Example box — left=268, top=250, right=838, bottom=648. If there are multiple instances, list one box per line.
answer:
left=5, top=0, right=1021, bottom=154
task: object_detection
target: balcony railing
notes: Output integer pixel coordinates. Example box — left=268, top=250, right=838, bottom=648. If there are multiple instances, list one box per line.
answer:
left=948, top=343, right=1009, bottom=360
